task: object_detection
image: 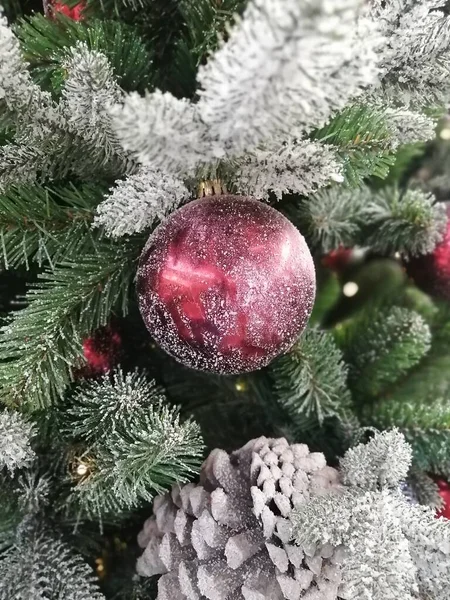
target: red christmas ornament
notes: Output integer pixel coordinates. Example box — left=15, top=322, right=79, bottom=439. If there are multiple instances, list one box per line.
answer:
left=405, top=207, right=450, bottom=301
left=435, top=478, right=450, bottom=519
left=322, top=247, right=353, bottom=272
left=137, top=195, right=316, bottom=374
left=52, top=0, right=85, bottom=20
left=79, top=324, right=122, bottom=377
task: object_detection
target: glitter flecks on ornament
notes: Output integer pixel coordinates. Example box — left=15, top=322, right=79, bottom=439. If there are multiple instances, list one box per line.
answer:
left=137, top=196, right=316, bottom=374
left=136, top=437, right=344, bottom=600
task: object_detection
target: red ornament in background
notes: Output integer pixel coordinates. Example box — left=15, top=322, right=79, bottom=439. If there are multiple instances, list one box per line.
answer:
left=322, top=247, right=353, bottom=272
left=52, top=0, right=85, bottom=20
left=137, top=195, right=316, bottom=374
left=405, top=206, right=450, bottom=301
left=436, top=478, right=450, bottom=519
left=79, top=324, right=122, bottom=378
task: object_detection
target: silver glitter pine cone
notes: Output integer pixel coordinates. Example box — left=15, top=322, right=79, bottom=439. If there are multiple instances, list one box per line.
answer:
left=136, top=437, right=344, bottom=600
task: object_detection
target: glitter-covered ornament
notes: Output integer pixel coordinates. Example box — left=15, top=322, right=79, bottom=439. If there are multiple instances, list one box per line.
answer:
left=51, top=0, right=85, bottom=19
left=405, top=206, right=450, bottom=301
left=321, top=247, right=353, bottom=272
left=435, top=478, right=450, bottom=519
left=136, top=436, right=343, bottom=600
left=78, top=324, right=122, bottom=378
left=137, top=196, right=316, bottom=374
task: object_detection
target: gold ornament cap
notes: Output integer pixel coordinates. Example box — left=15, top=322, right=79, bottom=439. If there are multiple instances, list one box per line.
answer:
left=198, top=179, right=227, bottom=198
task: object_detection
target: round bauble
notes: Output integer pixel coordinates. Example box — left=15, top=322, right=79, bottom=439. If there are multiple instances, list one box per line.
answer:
left=405, top=206, right=450, bottom=301
left=435, top=478, right=450, bottom=519
left=78, top=324, right=122, bottom=378
left=137, top=195, right=316, bottom=374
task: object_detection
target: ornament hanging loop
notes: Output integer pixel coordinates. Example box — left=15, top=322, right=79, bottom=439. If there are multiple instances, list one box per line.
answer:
left=198, top=179, right=227, bottom=198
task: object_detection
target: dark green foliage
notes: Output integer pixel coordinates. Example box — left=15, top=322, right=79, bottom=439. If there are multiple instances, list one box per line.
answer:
left=289, top=184, right=447, bottom=257
left=314, top=104, right=396, bottom=185
left=271, top=329, right=352, bottom=426
left=338, top=306, right=431, bottom=400
left=0, top=182, right=105, bottom=269
left=0, top=475, right=21, bottom=551
left=405, top=429, right=450, bottom=475
left=171, top=0, right=244, bottom=97
left=353, top=312, right=450, bottom=472
left=285, top=186, right=369, bottom=253
left=0, top=237, right=143, bottom=410
left=309, top=272, right=341, bottom=327
left=16, top=14, right=153, bottom=95
left=362, top=187, right=447, bottom=256
left=61, top=370, right=204, bottom=516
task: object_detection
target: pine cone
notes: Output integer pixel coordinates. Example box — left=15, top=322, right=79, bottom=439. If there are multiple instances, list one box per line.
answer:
left=137, top=437, right=344, bottom=600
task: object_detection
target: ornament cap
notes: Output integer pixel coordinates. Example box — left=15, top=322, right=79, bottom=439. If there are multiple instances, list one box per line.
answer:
left=197, top=179, right=227, bottom=198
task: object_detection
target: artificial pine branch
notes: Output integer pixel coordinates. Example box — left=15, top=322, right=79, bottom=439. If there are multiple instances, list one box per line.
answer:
left=0, top=182, right=105, bottom=269
left=290, top=184, right=447, bottom=256
left=338, top=306, right=432, bottom=400
left=62, top=42, right=134, bottom=176
left=0, top=238, right=142, bottom=409
left=233, top=140, right=344, bottom=201
left=356, top=313, right=450, bottom=472
left=292, top=430, right=450, bottom=600
left=363, top=187, right=448, bottom=256
left=408, top=469, right=443, bottom=509
left=371, top=1, right=450, bottom=107
left=270, top=329, right=352, bottom=427
left=111, top=0, right=380, bottom=174
left=314, top=104, right=396, bottom=185
left=284, top=186, right=370, bottom=253
left=94, top=166, right=189, bottom=237
left=60, top=369, right=204, bottom=516
left=170, top=0, right=245, bottom=97
left=16, top=15, right=153, bottom=95
left=0, top=528, right=105, bottom=600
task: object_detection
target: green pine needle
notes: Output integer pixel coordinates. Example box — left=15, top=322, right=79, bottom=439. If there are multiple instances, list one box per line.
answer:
left=314, top=104, right=395, bottom=185
left=64, top=369, right=204, bottom=516
left=64, top=370, right=167, bottom=442
left=338, top=306, right=432, bottom=401
left=0, top=238, right=143, bottom=410
left=362, top=187, right=448, bottom=257
left=271, top=329, right=352, bottom=427
left=16, top=15, right=153, bottom=96
left=0, top=183, right=105, bottom=270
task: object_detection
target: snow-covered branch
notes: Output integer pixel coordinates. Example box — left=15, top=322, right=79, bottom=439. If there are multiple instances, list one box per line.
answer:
left=94, top=167, right=190, bottom=237
left=62, top=43, right=134, bottom=175
left=112, top=0, right=381, bottom=174
left=234, top=140, right=343, bottom=200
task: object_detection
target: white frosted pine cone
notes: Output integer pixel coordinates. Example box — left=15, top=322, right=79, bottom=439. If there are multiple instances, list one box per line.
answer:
left=136, top=436, right=344, bottom=600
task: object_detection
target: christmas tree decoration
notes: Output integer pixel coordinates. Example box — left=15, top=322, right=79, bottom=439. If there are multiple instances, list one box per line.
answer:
left=51, top=0, right=85, bottom=20
left=435, top=478, right=450, bottom=519
left=137, top=196, right=316, bottom=374
left=137, top=436, right=343, bottom=600
left=405, top=205, right=450, bottom=301
left=79, top=324, right=122, bottom=378
left=321, top=247, right=353, bottom=272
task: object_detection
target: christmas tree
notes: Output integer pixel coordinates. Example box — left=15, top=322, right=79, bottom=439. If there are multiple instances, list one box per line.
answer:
left=2, top=0, right=450, bottom=598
